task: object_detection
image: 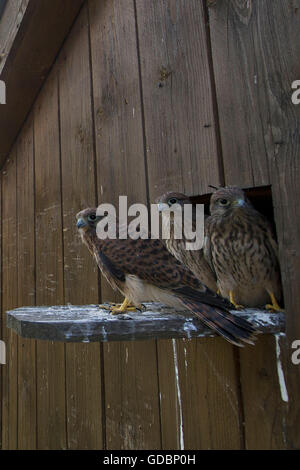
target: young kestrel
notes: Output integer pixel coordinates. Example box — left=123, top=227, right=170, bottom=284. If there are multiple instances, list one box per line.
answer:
left=204, top=186, right=282, bottom=310
left=76, top=207, right=257, bottom=346
left=156, top=192, right=217, bottom=292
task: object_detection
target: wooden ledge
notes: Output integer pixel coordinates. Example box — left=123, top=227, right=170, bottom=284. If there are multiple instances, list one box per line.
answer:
left=6, top=303, right=285, bottom=343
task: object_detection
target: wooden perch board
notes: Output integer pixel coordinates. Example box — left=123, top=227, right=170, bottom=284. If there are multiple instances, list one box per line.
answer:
left=6, top=303, right=285, bottom=343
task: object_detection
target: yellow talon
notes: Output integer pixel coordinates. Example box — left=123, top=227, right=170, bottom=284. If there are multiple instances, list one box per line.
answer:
left=229, top=291, right=244, bottom=310
left=101, top=297, right=141, bottom=315
left=100, top=302, right=127, bottom=311
left=265, top=291, right=283, bottom=312
left=100, top=302, right=116, bottom=310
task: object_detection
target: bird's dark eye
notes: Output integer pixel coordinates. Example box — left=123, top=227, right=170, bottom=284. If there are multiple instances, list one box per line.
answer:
left=219, top=198, right=229, bottom=206
left=168, top=198, right=178, bottom=206
left=88, top=214, right=97, bottom=222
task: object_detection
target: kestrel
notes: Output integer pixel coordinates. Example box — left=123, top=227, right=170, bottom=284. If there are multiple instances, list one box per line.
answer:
left=156, top=192, right=217, bottom=292
left=204, top=186, right=282, bottom=310
left=76, top=207, right=257, bottom=346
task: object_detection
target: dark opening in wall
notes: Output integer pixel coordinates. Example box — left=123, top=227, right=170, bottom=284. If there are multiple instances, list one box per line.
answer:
left=191, top=185, right=275, bottom=231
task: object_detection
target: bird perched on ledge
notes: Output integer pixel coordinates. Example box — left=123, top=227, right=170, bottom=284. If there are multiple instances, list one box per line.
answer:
left=204, top=186, right=282, bottom=310
left=156, top=191, right=217, bottom=292
left=76, top=207, right=257, bottom=346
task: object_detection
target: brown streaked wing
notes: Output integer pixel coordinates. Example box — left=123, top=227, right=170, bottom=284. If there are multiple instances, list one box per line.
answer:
left=94, top=236, right=233, bottom=310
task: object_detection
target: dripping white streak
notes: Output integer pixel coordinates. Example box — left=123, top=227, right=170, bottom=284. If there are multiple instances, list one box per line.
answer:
left=275, top=334, right=289, bottom=403
left=172, top=339, right=184, bottom=449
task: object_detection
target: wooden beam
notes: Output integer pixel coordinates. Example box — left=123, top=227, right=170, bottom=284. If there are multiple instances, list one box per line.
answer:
left=6, top=303, right=285, bottom=343
left=0, top=0, right=29, bottom=75
left=0, top=0, right=85, bottom=165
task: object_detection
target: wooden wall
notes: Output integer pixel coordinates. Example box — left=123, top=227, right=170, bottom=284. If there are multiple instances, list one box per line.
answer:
left=1, top=0, right=299, bottom=449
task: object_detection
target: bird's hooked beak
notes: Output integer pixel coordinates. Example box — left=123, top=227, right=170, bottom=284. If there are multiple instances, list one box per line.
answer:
left=157, top=202, right=169, bottom=212
left=76, top=218, right=87, bottom=229
left=233, top=198, right=245, bottom=207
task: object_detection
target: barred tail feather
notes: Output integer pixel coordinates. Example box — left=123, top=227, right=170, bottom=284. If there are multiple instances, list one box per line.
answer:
left=178, top=298, right=257, bottom=347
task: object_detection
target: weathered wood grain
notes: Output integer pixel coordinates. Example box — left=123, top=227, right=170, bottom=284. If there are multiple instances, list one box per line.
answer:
left=174, top=337, right=242, bottom=449
left=154, top=336, right=243, bottom=449
left=89, top=0, right=161, bottom=449
left=208, top=0, right=300, bottom=448
left=58, top=5, right=103, bottom=450
left=89, top=0, right=148, bottom=208
left=208, top=0, right=270, bottom=187
left=34, top=69, right=66, bottom=450
left=240, top=334, right=288, bottom=449
left=16, top=115, right=36, bottom=449
left=6, top=303, right=284, bottom=343
left=1, top=148, right=18, bottom=449
left=135, top=0, right=222, bottom=199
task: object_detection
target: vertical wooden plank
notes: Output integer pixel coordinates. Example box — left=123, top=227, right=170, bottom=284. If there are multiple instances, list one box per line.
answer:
left=1, top=150, right=18, bottom=449
left=34, top=69, right=66, bottom=449
left=89, top=0, right=162, bottom=449
left=158, top=337, right=242, bottom=449
left=136, top=0, right=243, bottom=449
left=136, top=0, right=222, bottom=198
left=16, top=116, right=36, bottom=449
left=103, top=340, right=161, bottom=450
left=208, top=0, right=271, bottom=187
left=239, top=335, right=287, bottom=449
left=155, top=340, right=179, bottom=450
left=89, top=0, right=148, bottom=207
left=260, top=2, right=300, bottom=448
left=58, top=5, right=103, bottom=449
left=209, top=0, right=300, bottom=448
left=176, top=337, right=242, bottom=449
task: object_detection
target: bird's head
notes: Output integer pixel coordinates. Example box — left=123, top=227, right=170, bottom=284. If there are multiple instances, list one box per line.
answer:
left=76, top=207, right=101, bottom=232
left=156, top=192, right=191, bottom=213
left=209, top=186, right=251, bottom=216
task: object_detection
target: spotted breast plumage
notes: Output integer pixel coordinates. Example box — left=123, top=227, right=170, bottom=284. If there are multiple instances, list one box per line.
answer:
left=76, top=207, right=258, bottom=346
left=204, top=186, right=282, bottom=310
